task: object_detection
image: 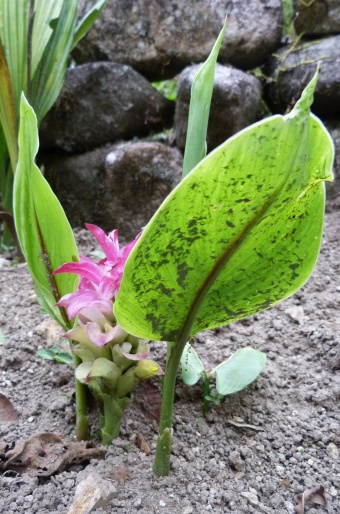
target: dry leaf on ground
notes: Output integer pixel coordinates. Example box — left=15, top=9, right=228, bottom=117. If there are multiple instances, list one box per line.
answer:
left=136, top=433, right=151, bottom=455
left=1, top=432, right=106, bottom=477
left=0, top=393, right=19, bottom=423
left=295, top=485, right=333, bottom=513
left=134, top=380, right=162, bottom=421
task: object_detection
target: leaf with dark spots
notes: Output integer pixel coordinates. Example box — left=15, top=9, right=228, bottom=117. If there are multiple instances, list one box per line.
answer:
left=1, top=433, right=106, bottom=477
left=295, top=485, right=333, bottom=513
left=0, top=393, right=19, bottom=423
left=115, top=71, right=334, bottom=342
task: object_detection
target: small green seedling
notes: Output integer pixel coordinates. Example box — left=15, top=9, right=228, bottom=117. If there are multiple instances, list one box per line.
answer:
left=181, top=343, right=266, bottom=414
left=37, top=340, right=73, bottom=366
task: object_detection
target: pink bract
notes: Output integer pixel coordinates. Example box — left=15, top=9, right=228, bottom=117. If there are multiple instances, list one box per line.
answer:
left=54, top=225, right=140, bottom=346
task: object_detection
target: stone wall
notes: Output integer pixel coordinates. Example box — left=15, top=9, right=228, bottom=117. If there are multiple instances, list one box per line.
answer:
left=39, top=0, right=339, bottom=239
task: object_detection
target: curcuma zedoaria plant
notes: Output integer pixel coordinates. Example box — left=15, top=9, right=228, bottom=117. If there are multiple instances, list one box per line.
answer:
left=55, top=224, right=161, bottom=444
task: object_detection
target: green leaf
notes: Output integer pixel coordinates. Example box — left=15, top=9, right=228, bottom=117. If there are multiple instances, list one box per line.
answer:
left=182, top=17, right=226, bottom=178
left=37, top=343, right=73, bottom=366
left=180, top=342, right=205, bottom=385
left=0, top=40, right=18, bottom=170
left=30, top=0, right=77, bottom=123
left=72, top=0, right=107, bottom=50
left=212, top=347, right=266, bottom=396
left=30, top=0, right=65, bottom=78
left=0, top=0, right=29, bottom=116
left=115, top=70, right=334, bottom=342
left=13, top=94, right=79, bottom=329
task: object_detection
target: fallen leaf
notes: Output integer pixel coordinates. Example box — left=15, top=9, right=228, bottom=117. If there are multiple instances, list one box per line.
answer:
left=1, top=433, right=106, bottom=477
left=134, top=380, right=162, bottom=421
left=0, top=393, right=19, bottom=423
left=136, top=433, right=151, bottom=455
left=295, top=485, right=333, bottom=513
left=226, top=418, right=264, bottom=431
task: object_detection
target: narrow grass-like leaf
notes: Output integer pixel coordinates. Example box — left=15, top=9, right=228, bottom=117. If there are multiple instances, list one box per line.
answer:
left=13, top=94, right=79, bottom=329
left=212, top=347, right=266, bottom=396
left=30, top=0, right=77, bottom=123
left=0, top=40, right=17, bottom=170
left=180, top=342, right=205, bottom=385
left=0, top=0, right=29, bottom=114
left=72, top=0, right=107, bottom=50
left=30, top=0, right=65, bottom=78
left=182, top=17, right=226, bottom=178
left=115, top=71, right=334, bottom=342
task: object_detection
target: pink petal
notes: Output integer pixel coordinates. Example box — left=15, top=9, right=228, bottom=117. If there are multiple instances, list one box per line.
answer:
left=54, top=259, right=103, bottom=285
left=119, top=233, right=141, bottom=262
left=77, top=307, right=108, bottom=326
left=86, top=322, right=127, bottom=347
left=85, top=224, right=120, bottom=264
left=120, top=349, right=150, bottom=361
left=60, top=290, right=113, bottom=319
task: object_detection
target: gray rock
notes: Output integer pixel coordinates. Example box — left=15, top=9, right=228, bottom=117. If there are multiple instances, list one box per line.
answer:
left=293, top=0, right=340, bottom=36
left=67, top=473, right=117, bottom=513
left=74, top=0, right=283, bottom=77
left=324, top=119, right=340, bottom=209
left=41, top=141, right=182, bottom=240
left=175, top=63, right=264, bottom=152
left=266, top=35, right=340, bottom=117
left=39, top=62, right=174, bottom=153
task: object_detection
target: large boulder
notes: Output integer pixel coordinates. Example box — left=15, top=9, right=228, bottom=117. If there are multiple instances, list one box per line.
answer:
left=39, top=62, right=174, bottom=153
left=40, top=141, right=182, bottom=240
left=293, top=0, right=340, bottom=36
left=175, top=64, right=264, bottom=152
left=74, top=0, right=283, bottom=77
left=265, top=35, right=340, bottom=117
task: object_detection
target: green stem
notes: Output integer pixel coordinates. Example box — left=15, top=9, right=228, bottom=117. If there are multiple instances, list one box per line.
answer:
left=73, top=352, right=90, bottom=441
left=101, top=395, right=131, bottom=445
left=154, top=337, right=187, bottom=476
left=202, top=371, right=211, bottom=415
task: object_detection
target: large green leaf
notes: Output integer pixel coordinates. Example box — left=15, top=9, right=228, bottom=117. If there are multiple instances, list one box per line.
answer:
left=182, top=18, right=226, bottom=178
left=13, top=94, right=79, bottom=329
left=114, top=71, right=334, bottom=342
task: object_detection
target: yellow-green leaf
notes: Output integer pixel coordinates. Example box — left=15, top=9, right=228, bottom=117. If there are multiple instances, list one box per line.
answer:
left=115, top=70, right=334, bottom=342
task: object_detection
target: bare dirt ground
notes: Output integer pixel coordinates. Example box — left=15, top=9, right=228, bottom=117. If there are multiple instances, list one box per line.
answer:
left=0, top=212, right=339, bottom=514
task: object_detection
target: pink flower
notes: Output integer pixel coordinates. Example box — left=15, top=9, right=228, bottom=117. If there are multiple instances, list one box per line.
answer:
left=54, top=225, right=140, bottom=347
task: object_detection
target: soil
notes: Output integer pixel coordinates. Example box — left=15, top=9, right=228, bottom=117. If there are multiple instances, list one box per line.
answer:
left=0, top=213, right=339, bottom=514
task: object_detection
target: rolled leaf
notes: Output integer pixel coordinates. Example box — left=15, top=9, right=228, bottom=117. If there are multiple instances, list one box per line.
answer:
left=212, top=347, right=266, bottom=396
left=115, top=70, right=334, bottom=342
left=182, top=17, right=226, bottom=178
left=13, top=94, right=79, bottom=329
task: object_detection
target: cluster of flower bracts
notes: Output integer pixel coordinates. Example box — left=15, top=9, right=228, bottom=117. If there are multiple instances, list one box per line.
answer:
left=55, top=224, right=161, bottom=443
